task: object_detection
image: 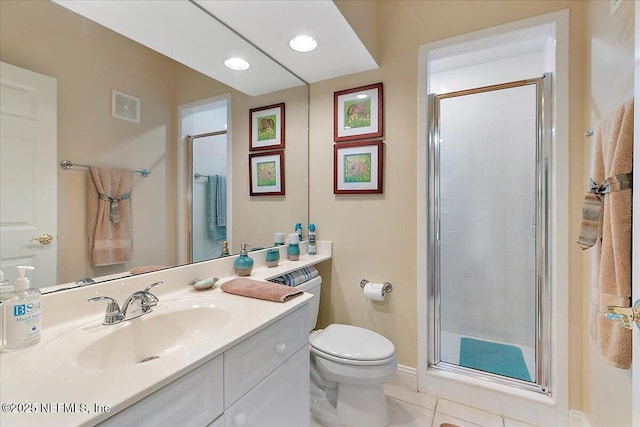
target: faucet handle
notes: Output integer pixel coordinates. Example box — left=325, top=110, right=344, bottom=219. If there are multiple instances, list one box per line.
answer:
left=88, top=296, right=120, bottom=311
left=88, top=296, right=122, bottom=325
left=144, top=281, right=163, bottom=293
left=141, top=281, right=163, bottom=309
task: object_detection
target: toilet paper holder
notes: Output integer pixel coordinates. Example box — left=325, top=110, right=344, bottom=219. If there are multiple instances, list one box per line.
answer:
left=360, top=279, right=393, bottom=295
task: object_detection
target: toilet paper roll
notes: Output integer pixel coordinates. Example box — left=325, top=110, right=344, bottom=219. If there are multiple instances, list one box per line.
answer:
left=363, top=282, right=385, bottom=301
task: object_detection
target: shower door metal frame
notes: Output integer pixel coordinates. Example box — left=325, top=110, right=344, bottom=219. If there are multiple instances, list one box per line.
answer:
left=426, top=74, right=552, bottom=394
left=187, top=129, right=228, bottom=263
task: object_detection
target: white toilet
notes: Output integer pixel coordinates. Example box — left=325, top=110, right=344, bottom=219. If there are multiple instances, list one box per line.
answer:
left=297, top=276, right=397, bottom=427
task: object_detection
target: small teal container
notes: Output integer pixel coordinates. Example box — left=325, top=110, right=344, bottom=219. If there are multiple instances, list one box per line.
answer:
left=234, top=243, right=254, bottom=276
left=287, top=233, right=300, bottom=261
left=266, top=249, right=280, bottom=268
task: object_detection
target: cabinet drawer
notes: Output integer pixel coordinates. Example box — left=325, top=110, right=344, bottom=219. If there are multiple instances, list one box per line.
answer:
left=99, top=355, right=224, bottom=427
left=225, top=345, right=309, bottom=427
left=224, top=304, right=308, bottom=406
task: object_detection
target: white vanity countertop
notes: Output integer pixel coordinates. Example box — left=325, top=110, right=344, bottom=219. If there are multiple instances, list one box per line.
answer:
left=0, top=242, right=331, bottom=427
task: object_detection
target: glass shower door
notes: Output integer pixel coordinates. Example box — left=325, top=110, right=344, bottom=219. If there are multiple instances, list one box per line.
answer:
left=428, top=76, right=551, bottom=392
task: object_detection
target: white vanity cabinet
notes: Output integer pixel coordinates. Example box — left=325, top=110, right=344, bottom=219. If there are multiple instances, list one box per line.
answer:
left=99, top=304, right=309, bottom=427
left=224, top=304, right=310, bottom=427
left=98, top=355, right=225, bottom=427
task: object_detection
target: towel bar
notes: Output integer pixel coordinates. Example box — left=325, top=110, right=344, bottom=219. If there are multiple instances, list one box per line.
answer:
left=60, top=160, right=150, bottom=177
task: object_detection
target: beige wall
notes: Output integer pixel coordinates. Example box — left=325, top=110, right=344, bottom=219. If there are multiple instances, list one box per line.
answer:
left=1, top=0, right=309, bottom=284
left=582, top=1, right=635, bottom=426
left=310, top=0, right=594, bottom=415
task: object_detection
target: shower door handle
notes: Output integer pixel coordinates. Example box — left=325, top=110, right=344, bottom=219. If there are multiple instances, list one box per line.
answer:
left=604, top=300, right=640, bottom=330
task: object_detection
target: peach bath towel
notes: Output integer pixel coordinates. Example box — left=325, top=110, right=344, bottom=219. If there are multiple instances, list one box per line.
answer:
left=587, top=99, right=633, bottom=369
left=88, top=166, right=134, bottom=266
left=221, top=278, right=303, bottom=302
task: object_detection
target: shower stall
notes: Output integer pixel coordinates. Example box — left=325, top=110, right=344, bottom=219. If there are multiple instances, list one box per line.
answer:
left=179, top=96, right=230, bottom=264
left=426, top=74, right=552, bottom=392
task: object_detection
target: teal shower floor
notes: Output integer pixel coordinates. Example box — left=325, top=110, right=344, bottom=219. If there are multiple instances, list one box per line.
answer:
left=459, top=337, right=531, bottom=381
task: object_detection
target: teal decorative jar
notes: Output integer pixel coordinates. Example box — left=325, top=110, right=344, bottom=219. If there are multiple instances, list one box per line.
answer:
left=266, top=249, right=280, bottom=268
left=234, top=243, right=254, bottom=276
left=287, top=233, right=300, bottom=261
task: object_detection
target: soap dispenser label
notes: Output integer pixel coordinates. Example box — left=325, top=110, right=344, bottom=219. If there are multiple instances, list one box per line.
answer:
left=5, top=301, right=41, bottom=345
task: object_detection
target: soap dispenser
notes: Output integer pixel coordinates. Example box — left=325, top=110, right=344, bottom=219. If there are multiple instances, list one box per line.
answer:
left=1, top=266, right=41, bottom=351
left=234, top=243, right=254, bottom=276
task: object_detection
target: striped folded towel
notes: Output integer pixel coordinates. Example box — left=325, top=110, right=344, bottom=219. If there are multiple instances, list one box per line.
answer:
left=270, top=266, right=318, bottom=287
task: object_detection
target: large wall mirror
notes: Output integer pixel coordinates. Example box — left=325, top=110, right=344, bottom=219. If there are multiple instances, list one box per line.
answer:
left=0, top=0, right=309, bottom=291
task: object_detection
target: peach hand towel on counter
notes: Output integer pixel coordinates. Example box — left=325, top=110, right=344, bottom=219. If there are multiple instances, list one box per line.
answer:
left=130, top=265, right=168, bottom=275
left=588, top=99, right=633, bottom=369
left=88, top=166, right=134, bottom=266
left=221, top=278, right=303, bottom=302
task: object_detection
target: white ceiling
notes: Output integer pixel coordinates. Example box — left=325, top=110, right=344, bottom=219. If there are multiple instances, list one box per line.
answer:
left=194, top=0, right=378, bottom=84
left=53, top=0, right=378, bottom=96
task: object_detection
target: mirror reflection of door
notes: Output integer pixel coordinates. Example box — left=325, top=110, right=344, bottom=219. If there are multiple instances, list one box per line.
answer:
left=0, top=62, right=57, bottom=287
left=181, top=97, right=229, bottom=263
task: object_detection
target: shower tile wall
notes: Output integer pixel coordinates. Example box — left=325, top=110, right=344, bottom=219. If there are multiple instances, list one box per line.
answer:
left=431, top=50, right=547, bottom=348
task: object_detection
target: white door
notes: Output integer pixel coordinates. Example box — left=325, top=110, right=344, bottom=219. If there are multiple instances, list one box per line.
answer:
left=0, top=62, right=57, bottom=288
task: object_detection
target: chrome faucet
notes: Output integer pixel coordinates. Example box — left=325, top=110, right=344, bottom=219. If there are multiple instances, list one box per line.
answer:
left=88, top=281, right=163, bottom=325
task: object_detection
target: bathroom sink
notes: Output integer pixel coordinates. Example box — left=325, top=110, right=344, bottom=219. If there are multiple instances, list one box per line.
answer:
left=76, top=306, right=230, bottom=369
left=31, top=296, right=246, bottom=373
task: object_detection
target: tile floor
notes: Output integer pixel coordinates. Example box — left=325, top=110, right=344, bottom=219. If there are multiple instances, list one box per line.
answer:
left=310, top=384, right=537, bottom=427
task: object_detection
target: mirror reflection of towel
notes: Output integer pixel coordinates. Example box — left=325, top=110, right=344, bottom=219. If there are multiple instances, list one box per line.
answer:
left=88, top=166, right=133, bottom=266
left=207, top=175, right=226, bottom=241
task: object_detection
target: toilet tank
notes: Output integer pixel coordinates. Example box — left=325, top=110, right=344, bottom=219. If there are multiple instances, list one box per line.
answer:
left=295, top=275, right=321, bottom=331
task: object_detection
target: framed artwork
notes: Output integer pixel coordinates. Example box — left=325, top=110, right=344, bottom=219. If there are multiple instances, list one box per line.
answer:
left=249, top=103, right=285, bottom=151
left=249, top=151, right=285, bottom=196
left=334, top=140, right=383, bottom=194
left=333, top=82, right=383, bottom=142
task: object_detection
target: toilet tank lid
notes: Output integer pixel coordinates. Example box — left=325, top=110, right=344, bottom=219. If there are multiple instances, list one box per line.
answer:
left=310, top=324, right=395, bottom=361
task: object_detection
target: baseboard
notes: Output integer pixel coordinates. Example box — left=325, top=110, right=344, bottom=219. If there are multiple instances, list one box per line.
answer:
left=569, top=410, right=592, bottom=427
left=386, top=364, right=418, bottom=392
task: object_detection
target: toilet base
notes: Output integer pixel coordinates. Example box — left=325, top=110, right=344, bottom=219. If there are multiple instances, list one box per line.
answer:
left=310, top=381, right=389, bottom=427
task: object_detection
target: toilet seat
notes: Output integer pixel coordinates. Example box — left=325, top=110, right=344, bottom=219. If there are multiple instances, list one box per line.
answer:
left=310, top=324, right=395, bottom=366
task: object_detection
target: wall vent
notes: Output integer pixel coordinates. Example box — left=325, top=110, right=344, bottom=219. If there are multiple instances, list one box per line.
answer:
left=112, top=89, right=140, bottom=123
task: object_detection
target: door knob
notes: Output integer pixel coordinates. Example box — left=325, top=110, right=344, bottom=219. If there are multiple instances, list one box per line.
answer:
left=605, top=300, right=640, bottom=330
left=29, top=233, right=54, bottom=245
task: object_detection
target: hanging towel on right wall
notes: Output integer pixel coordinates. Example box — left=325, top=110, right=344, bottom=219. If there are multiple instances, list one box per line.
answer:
left=581, top=99, right=634, bottom=369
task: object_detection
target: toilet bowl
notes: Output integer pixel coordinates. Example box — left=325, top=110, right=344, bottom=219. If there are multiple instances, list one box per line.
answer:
left=297, top=276, right=397, bottom=427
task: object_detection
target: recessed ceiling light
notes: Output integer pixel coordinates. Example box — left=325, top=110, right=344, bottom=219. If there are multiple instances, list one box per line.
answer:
left=224, top=57, right=250, bottom=71
left=289, top=35, right=317, bottom=53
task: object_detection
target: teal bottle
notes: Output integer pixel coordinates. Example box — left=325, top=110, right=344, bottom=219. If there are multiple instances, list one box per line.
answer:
left=234, top=243, right=254, bottom=276
left=308, top=223, right=317, bottom=255
left=295, top=223, right=303, bottom=241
